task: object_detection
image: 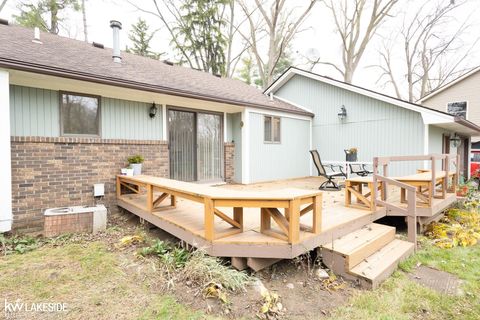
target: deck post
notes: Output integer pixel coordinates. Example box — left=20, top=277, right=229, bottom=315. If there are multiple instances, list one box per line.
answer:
left=170, top=195, right=177, bottom=208
left=382, top=162, right=389, bottom=200
left=116, top=176, right=121, bottom=198
left=233, top=207, right=244, bottom=232
left=312, top=195, right=322, bottom=234
left=445, top=155, right=450, bottom=192
left=288, top=199, right=300, bottom=244
left=260, top=208, right=271, bottom=232
left=204, top=198, right=215, bottom=241
left=406, top=188, right=417, bottom=251
left=431, top=156, right=436, bottom=198
left=372, top=157, right=378, bottom=209
left=146, top=184, right=153, bottom=212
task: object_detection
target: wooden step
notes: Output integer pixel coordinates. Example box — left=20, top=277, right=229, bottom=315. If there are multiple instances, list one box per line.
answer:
left=322, top=223, right=396, bottom=270
left=349, top=239, right=414, bottom=289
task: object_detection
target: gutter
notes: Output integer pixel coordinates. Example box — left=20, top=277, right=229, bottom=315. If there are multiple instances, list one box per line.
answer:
left=0, top=58, right=314, bottom=117
left=454, top=117, right=480, bottom=134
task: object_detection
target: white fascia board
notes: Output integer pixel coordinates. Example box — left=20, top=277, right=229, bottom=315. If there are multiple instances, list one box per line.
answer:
left=268, top=68, right=455, bottom=124
left=248, top=107, right=312, bottom=122
left=273, top=95, right=314, bottom=114
left=0, top=69, right=12, bottom=232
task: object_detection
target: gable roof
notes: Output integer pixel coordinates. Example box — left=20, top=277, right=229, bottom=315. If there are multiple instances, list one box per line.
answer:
left=0, top=24, right=313, bottom=117
left=265, top=66, right=480, bottom=136
left=418, top=65, right=480, bottom=103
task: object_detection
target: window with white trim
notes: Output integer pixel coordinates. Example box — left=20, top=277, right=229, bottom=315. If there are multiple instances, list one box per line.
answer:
left=447, top=101, right=467, bottom=119
left=264, top=115, right=281, bottom=143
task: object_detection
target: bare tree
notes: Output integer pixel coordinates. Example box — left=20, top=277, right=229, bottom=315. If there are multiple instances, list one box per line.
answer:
left=375, top=0, right=478, bottom=101
left=0, top=0, right=8, bottom=13
left=238, top=0, right=316, bottom=88
left=316, top=0, right=398, bottom=83
left=81, top=0, right=87, bottom=42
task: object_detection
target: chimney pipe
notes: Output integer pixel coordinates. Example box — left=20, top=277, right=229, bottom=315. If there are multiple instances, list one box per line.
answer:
left=32, top=27, right=42, bottom=44
left=109, top=20, right=122, bottom=63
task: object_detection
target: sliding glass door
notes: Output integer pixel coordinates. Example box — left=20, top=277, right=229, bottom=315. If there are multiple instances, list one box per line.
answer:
left=168, top=108, right=224, bottom=182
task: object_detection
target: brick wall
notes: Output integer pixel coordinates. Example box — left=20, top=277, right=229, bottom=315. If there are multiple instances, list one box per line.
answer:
left=224, top=142, right=235, bottom=183
left=11, top=136, right=169, bottom=233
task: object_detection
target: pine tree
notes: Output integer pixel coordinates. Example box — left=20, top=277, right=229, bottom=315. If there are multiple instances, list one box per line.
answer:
left=14, top=0, right=80, bottom=34
left=126, top=18, right=162, bottom=59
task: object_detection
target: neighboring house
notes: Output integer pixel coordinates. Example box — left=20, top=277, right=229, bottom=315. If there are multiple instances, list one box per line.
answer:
left=419, top=66, right=480, bottom=173
left=0, top=22, right=312, bottom=233
left=265, top=67, right=480, bottom=178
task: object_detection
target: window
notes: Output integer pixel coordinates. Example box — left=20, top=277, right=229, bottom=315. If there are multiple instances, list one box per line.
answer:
left=447, top=101, right=467, bottom=119
left=264, top=115, right=281, bottom=143
left=61, top=92, right=100, bottom=136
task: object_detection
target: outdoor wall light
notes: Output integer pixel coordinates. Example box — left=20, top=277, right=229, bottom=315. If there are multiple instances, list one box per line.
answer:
left=149, top=103, right=158, bottom=118
left=450, top=133, right=461, bottom=148
left=338, top=105, right=347, bottom=120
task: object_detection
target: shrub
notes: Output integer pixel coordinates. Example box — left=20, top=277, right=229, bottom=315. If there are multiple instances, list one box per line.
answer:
left=127, top=155, right=144, bottom=164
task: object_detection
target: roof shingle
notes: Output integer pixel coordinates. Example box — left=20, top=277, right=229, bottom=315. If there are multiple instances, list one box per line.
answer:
left=0, top=24, right=312, bottom=116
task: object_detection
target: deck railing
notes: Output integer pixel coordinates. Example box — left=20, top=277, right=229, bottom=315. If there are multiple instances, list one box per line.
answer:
left=372, top=153, right=460, bottom=251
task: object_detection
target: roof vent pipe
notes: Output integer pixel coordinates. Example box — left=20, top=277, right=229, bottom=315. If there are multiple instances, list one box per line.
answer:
left=269, top=92, right=274, bottom=101
left=109, top=20, right=122, bottom=63
left=32, top=27, right=42, bottom=44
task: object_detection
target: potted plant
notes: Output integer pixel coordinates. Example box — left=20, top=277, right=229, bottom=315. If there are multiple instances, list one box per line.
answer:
left=345, top=147, right=358, bottom=162
left=457, top=184, right=469, bottom=197
left=127, top=155, right=144, bottom=176
left=121, top=166, right=134, bottom=176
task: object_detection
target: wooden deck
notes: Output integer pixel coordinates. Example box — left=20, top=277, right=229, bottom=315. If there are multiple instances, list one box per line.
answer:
left=116, top=175, right=386, bottom=259
left=116, top=172, right=458, bottom=260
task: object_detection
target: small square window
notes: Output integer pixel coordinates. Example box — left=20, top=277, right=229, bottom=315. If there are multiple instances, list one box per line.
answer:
left=61, top=93, right=100, bottom=136
left=447, top=101, right=467, bottom=119
left=264, top=115, right=281, bottom=143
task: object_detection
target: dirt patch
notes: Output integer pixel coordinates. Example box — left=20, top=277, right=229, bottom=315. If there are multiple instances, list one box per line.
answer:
left=408, top=265, right=463, bottom=295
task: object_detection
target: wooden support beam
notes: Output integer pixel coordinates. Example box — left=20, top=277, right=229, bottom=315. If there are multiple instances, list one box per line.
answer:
left=288, top=199, right=300, bottom=244
left=260, top=208, right=271, bottom=233
left=153, top=193, right=169, bottom=208
left=247, top=257, right=282, bottom=272
left=121, top=182, right=140, bottom=194
left=204, top=198, right=214, bottom=241
left=214, top=208, right=241, bottom=229
left=146, top=184, right=153, bottom=213
left=300, top=203, right=313, bottom=216
left=312, top=194, right=322, bottom=234
left=116, top=176, right=121, bottom=198
left=170, top=195, right=176, bottom=207
left=231, top=257, right=248, bottom=271
left=233, top=207, right=243, bottom=232
left=266, top=208, right=289, bottom=236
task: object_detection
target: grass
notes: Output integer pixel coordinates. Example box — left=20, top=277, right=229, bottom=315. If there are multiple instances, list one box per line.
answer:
left=0, top=241, right=214, bottom=319
left=327, top=239, right=480, bottom=320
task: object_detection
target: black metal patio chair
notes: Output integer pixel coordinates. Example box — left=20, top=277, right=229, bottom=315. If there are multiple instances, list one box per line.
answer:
left=310, top=150, right=346, bottom=190
left=344, top=149, right=372, bottom=177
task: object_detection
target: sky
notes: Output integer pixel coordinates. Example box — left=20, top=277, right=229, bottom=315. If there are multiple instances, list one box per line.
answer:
left=1, top=0, right=479, bottom=98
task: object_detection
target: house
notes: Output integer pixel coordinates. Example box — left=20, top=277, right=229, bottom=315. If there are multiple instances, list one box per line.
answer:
left=265, top=67, right=480, bottom=178
left=0, top=22, right=312, bottom=233
left=1, top=21, right=479, bottom=236
left=419, top=66, right=480, bottom=172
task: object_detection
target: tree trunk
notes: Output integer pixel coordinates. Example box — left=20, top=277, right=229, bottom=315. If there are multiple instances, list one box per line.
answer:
left=82, top=0, right=88, bottom=42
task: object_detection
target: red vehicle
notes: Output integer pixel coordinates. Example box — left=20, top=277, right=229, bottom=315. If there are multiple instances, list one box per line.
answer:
left=471, top=149, right=480, bottom=178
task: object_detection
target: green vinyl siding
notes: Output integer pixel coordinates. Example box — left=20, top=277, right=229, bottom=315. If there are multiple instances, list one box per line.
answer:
left=9, top=85, right=163, bottom=140
left=101, top=97, right=162, bottom=140
left=10, top=85, right=60, bottom=136
left=275, top=74, right=425, bottom=176
left=249, top=112, right=310, bottom=182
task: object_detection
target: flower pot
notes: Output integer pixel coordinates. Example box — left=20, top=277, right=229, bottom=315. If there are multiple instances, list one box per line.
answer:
left=130, top=163, right=142, bottom=176
left=346, top=152, right=357, bottom=162
left=125, top=168, right=134, bottom=176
